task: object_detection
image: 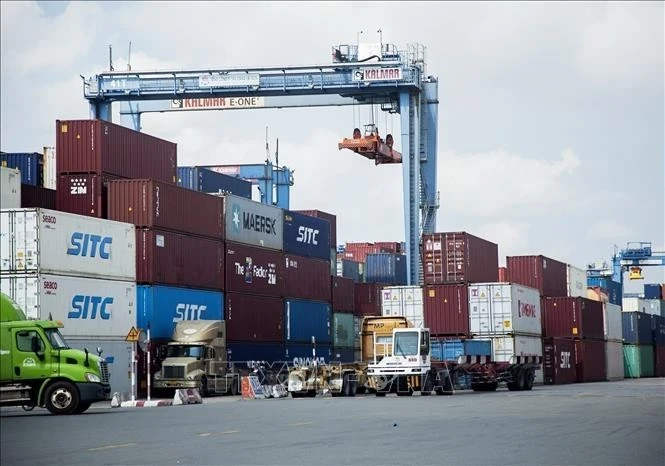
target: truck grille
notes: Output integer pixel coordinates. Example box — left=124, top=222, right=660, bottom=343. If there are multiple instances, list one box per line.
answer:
left=163, top=366, right=185, bottom=379
left=99, top=360, right=110, bottom=384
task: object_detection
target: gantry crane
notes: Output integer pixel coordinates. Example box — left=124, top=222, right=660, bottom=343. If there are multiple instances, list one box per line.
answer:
left=81, top=38, right=439, bottom=285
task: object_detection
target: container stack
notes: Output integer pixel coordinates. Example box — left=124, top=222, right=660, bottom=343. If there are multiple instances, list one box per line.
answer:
left=622, top=312, right=655, bottom=378
left=177, top=166, right=252, bottom=199
left=1, top=166, right=21, bottom=208
left=652, top=314, right=665, bottom=376
left=332, top=276, right=356, bottom=362
left=1, top=150, right=57, bottom=209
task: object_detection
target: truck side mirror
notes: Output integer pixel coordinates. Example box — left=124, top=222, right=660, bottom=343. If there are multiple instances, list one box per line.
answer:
left=31, top=336, right=44, bottom=360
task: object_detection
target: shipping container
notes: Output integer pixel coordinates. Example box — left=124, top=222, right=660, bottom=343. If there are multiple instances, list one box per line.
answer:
left=353, top=316, right=362, bottom=350
left=225, top=242, right=282, bottom=297
left=488, top=334, right=543, bottom=362
left=498, top=267, right=507, bottom=282
left=0, top=208, right=136, bottom=281
left=622, top=312, right=654, bottom=345
left=623, top=297, right=664, bottom=316
left=342, top=260, right=363, bottom=283
left=136, top=285, right=224, bottom=340
left=177, top=166, right=252, bottom=199
left=0, top=152, right=42, bottom=186
left=107, top=179, right=224, bottom=240
left=543, top=337, right=577, bottom=385
left=285, top=343, right=332, bottom=365
left=586, top=277, right=622, bottom=305
left=423, top=284, right=470, bottom=337
left=342, top=243, right=392, bottom=263
left=225, top=293, right=283, bottom=343
left=283, top=254, right=331, bottom=301
left=644, top=284, right=662, bottom=300
left=353, top=283, right=383, bottom=317
left=605, top=340, right=625, bottom=381
left=422, top=232, right=499, bottom=285
left=430, top=338, right=492, bottom=361
left=332, top=276, right=354, bottom=312
left=0, top=166, right=21, bottom=208
left=365, top=253, right=407, bottom=285
left=380, top=286, right=424, bottom=328
left=468, top=283, right=542, bottom=336
left=566, top=265, right=587, bottom=298
left=57, top=172, right=124, bottom=218
left=68, top=338, right=132, bottom=395
left=282, top=210, right=331, bottom=260
left=1, top=273, right=135, bottom=338
left=654, top=346, right=665, bottom=377
left=373, top=242, right=403, bottom=254
left=226, top=341, right=285, bottom=365
left=623, top=345, right=654, bottom=378
left=56, top=119, right=177, bottom=183
left=332, top=312, right=355, bottom=348
left=284, top=299, right=332, bottom=344
left=506, top=255, right=567, bottom=297
left=43, top=146, right=56, bottom=190
left=652, top=314, right=665, bottom=346
left=294, top=210, right=337, bottom=249
left=603, top=302, right=623, bottom=342
left=541, top=297, right=605, bottom=340
left=20, top=184, right=56, bottom=209
left=136, top=229, right=224, bottom=291
left=224, top=194, right=283, bottom=250
left=331, top=347, right=355, bottom=363
left=575, top=339, right=607, bottom=382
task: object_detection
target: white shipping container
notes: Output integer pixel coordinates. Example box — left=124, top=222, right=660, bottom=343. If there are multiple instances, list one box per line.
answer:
left=1, top=273, right=136, bottom=339
left=468, top=283, right=542, bottom=336
left=603, top=302, right=622, bottom=341
left=0, top=208, right=136, bottom=281
left=380, top=286, right=424, bottom=328
left=489, top=334, right=544, bottom=384
left=1, top=166, right=21, bottom=209
left=605, top=340, right=625, bottom=381
left=622, top=297, right=663, bottom=316
left=68, top=338, right=132, bottom=394
left=566, top=265, right=586, bottom=298
left=43, top=146, right=57, bottom=190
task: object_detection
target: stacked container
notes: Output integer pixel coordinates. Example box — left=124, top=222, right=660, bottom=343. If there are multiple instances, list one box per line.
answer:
left=1, top=152, right=43, bottom=186
left=177, top=166, right=252, bottom=199
left=332, top=276, right=355, bottom=362
left=1, top=166, right=21, bottom=209
left=365, top=253, right=407, bottom=285
left=652, top=314, right=665, bottom=377
left=380, top=286, right=424, bottom=328
left=622, top=312, right=655, bottom=378
left=586, top=277, right=622, bottom=305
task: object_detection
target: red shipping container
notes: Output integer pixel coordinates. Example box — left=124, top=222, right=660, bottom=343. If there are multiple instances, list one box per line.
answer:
left=225, top=293, right=284, bottom=342
left=343, top=243, right=392, bottom=263
left=543, top=337, right=577, bottom=385
left=542, top=297, right=605, bottom=340
left=498, top=267, right=508, bottom=282
left=422, top=232, right=499, bottom=285
left=423, top=284, right=470, bottom=337
left=353, top=283, right=383, bottom=317
left=136, top=228, right=224, bottom=290
left=283, top=254, right=331, bottom=302
left=20, top=184, right=56, bottom=209
left=56, top=119, right=177, bottom=183
left=655, top=346, right=665, bottom=377
left=295, top=209, right=337, bottom=249
left=575, top=339, right=607, bottom=382
left=225, top=242, right=283, bottom=297
left=107, top=179, right=224, bottom=239
left=57, top=172, right=125, bottom=218
left=332, top=276, right=354, bottom=312
left=374, top=242, right=403, bottom=254
left=506, top=255, right=567, bottom=297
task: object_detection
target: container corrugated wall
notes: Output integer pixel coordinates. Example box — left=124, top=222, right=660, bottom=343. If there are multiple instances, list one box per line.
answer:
left=342, top=260, right=363, bottom=283
left=285, top=343, right=332, bottom=365
left=654, top=346, right=665, bottom=377
left=353, top=283, right=383, bottom=317
left=332, top=312, right=355, bottom=348
left=57, top=172, right=125, bottom=218
left=644, top=284, right=662, bottom=300
left=422, top=232, right=499, bottom=285
left=423, top=284, right=470, bottom=337
left=430, top=338, right=492, bottom=361
left=224, top=194, right=283, bottom=250
left=0, top=152, right=42, bottom=186
left=652, top=314, right=665, bottom=346
left=605, top=340, right=625, bottom=380
left=603, top=303, right=623, bottom=342
left=566, top=264, right=587, bottom=298
left=332, top=276, right=354, bottom=311
left=282, top=254, right=331, bottom=301
left=365, top=253, right=407, bottom=285
left=543, top=337, right=577, bottom=385
left=621, top=312, right=653, bottom=345
left=177, top=166, right=252, bottom=199
left=20, top=185, right=56, bottom=209
left=295, top=210, right=337, bottom=249
left=575, top=339, right=607, bottom=382
left=380, top=286, right=424, bottom=328
left=283, top=210, right=331, bottom=260
left=1, top=167, right=21, bottom=208
left=225, top=293, right=283, bottom=342
left=623, top=345, right=654, bottom=378
left=468, top=283, right=542, bottom=336
left=506, top=255, right=567, bottom=297
left=284, top=299, right=332, bottom=344
left=541, top=297, right=605, bottom=340
left=225, top=243, right=283, bottom=297
left=226, top=341, right=285, bottom=365
left=136, top=285, right=224, bottom=339
left=586, top=277, right=622, bottom=305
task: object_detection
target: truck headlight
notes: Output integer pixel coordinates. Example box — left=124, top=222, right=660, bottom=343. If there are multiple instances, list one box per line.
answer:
left=85, top=372, right=101, bottom=383
left=154, top=373, right=161, bottom=380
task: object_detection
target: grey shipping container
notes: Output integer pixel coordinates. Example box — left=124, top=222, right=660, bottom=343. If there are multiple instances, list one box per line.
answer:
left=365, top=253, right=407, bottom=285
left=224, top=194, right=283, bottom=250
left=177, top=166, right=252, bottom=199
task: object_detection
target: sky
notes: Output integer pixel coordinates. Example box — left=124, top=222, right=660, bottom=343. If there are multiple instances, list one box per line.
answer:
left=1, top=1, right=663, bottom=288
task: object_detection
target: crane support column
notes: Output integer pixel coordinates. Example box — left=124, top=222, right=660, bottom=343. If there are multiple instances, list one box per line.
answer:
left=420, top=78, right=439, bottom=235
left=90, top=102, right=112, bottom=123
left=119, top=102, right=142, bottom=131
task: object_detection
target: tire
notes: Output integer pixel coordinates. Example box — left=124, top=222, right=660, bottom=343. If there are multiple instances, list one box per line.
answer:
left=524, top=369, right=535, bottom=391
left=199, top=377, right=208, bottom=397
left=342, top=373, right=355, bottom=397
left=45, top=381, right=79, bottom=415
left=375, top=391, right=387, bottom=397
left=421, top=372, right=434, bottom=396
left=517, top=368, right=527, bottom=391
left=290, top=391, right=303, bottom=398
left=396, top=377, right=413, bottom=396
left=73, top=401, right=92, bottom=414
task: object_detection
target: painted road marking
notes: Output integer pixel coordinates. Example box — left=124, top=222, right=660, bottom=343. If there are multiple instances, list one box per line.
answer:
left=199, top=433, right=211, bottom=437
left=288, top=422, right=314, bottom=427
left=222, top=430, right=239, bottom=434
left=88, top=443, right=137, bottom=452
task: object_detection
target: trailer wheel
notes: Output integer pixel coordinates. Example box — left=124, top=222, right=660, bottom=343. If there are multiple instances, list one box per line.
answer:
left=45, top=381, right=79, bottom=415
left=523, top=369, right=535, bottom=391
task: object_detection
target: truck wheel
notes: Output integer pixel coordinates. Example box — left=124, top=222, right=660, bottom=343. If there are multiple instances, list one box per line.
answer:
left=517, top=368, right=528, bottom=391
left=45, top=381, right=79, bottom=415
left=199, top=377, right=208, bottom=397
left=73, top=401, right=92, bottom=414
left=524, top=369, right=535, bottom=391
left=421, top=372, right=434, bottom=396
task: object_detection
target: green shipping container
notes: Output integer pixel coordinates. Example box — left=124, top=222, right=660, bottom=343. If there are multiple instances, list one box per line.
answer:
left=333, top=312, right=355, bottom=348
left=623, top=345, right=655, bottom=378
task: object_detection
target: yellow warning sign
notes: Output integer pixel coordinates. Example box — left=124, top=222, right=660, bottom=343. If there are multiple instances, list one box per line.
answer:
left=480, top=291, right=486, bottom=299
left=125, top=326, right=140, bottom=342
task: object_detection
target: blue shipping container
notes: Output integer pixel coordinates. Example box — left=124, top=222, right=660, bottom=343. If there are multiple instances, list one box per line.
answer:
left=177, top=166, right=252, bottom=199
left=587, top=277, right=622, bottom=305
left=137, top=285, right=224, bottom=340
left=644, top=284, right=662, bottom=300
left=284, top=299, right=332, bottom=344
left=430, top=339, right=492, bottom=361
left=331, top=347, right=355, bottom=363
left=365, top=253, right=407, bottom=285
left=283, top=210, right=331, bottom=260
left=622, top=312, right=653, bottom=345
left=285, top=343, right=332, bottom=365
left=342, top=260, right=363, bottom=283
left=0, top=152, right=42, bottom=186
left=226, top=341, right=285, bottom=366
left=652, top=314, right=665, bottom=346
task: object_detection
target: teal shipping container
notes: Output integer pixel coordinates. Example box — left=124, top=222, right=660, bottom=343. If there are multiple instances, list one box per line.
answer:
left=623, top=345, right=654, bottom=378
left=332, top=312, right=355, bottom=348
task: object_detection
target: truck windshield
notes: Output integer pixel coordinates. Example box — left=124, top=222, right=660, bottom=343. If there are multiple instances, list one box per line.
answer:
left=44, top=329, right=70, bottom=350
left=393, top=331, right=419, bottom=356
left=166, top=345, right=204, bottom=359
